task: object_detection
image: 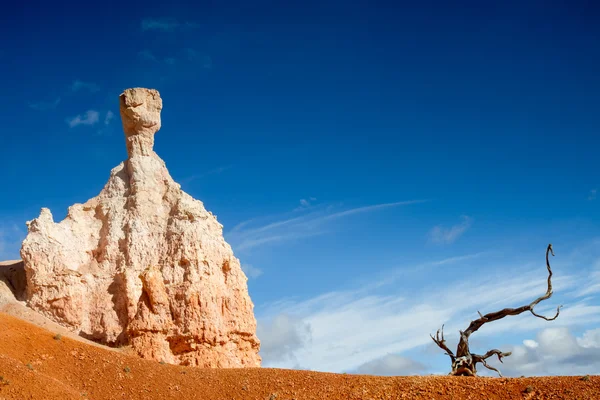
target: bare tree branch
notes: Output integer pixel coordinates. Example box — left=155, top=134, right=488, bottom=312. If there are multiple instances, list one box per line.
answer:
left=471, top=349, right=512, bottom=376
left=528, top=244, right=563, bottom=320
left=479, top=359, right=503, bottom=377
left=478, top=349, right=512, bottom=362
left=461, top=244, right=561, bottom=341
left=429, top=244, right=563, bottom=377
left=430, top=324, right=455, bottom=361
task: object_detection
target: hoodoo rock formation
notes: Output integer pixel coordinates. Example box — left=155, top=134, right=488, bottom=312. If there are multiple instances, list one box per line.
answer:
left=20, top=88, right=261, bottom=368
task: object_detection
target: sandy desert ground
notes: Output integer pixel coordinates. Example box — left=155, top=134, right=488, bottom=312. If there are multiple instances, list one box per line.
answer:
left=0, top=312, right=598, bottom=400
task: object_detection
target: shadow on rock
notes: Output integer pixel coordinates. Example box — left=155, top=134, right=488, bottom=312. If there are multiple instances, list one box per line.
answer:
left=0, top=260, right=27, bottom=302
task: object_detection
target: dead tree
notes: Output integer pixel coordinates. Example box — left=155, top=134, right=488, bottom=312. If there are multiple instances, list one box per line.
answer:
left=431, top=244, right=562, bottom=377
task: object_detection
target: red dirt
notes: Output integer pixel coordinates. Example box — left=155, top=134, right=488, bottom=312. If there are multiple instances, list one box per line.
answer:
left=0, top=313, right=597, bottom=400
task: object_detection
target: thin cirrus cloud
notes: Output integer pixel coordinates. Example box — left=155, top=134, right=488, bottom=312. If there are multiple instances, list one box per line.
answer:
left=589, top=189, right=597, bottom=201
left=29, top=80, right=100, bottom=111
left=95, top=111, right=116, bottom=136
left=429, top=215, right=472, bottom=245
left=66, top=110, right=100, bottom=128
left=294, top=197, right=317, bottom=211
left=28, top=97, right=61, bottom=111
left=104, top=111, right=114, bottom=125
left=141, top=18, right=199, bottom=32
left=184, top=48, right=212, bottom=69
left=180, top=165, right=234, bottom=185
left=227, top=200, right=428, bottom=251
left=138, top=49, right=212, bottom=70
left=242, top=264, right=264, bottom=279
left=575, top=259, right=600, bottom=297
left=256, top=243, right=600, bottom=375
left=138, top=50, right=158, bottom=62
left=138, top=50, right=176, bottom=66
left=67, top=110, right=113, bottom=129
left=71, top=80, right=100, bottom=93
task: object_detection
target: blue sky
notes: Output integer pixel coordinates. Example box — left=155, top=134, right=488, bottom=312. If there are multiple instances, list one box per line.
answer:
left=1, top=0, right=600, bottom=376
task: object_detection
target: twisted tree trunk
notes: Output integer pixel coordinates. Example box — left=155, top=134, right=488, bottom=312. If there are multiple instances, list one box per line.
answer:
left=431, top=244, right=562, bottom=377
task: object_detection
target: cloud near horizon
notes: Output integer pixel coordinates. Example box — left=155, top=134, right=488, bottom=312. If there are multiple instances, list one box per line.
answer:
left=488, top=326, right=600, bottom=376
left=257, top=314, right=312, bottom=366
left=255, top=242, right=600, bottom=375
left=353, top=354, right=427, bottom=376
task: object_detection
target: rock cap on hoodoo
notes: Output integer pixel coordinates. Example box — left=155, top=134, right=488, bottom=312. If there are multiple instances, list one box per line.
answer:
left=119, top=88, right=162, bottom=157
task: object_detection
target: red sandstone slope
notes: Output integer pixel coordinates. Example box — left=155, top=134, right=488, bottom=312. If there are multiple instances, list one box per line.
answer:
left=0, top=312, right=598, bottom=400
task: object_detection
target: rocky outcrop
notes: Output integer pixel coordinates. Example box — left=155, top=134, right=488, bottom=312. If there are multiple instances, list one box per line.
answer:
left=20, top=88, right=261, bottom=367
left=0, top=260, right=26, bottom=305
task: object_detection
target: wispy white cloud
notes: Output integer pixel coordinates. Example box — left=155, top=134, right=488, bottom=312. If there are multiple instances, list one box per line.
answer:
left=180, top=165, right=234, bottom=185
left=203, top=165, right=233, bottom=176
left=139, top=49, right=211, bottom=70
left=256, top=245, right=600, bottom=374
left=429, top=252, right=487, bottom=266
left=589, top=189, right=597, bottom=201
left=66, top=110, right=100, bottom=128
left=183, top=48, right=212, bottom=69
left=138, top=50, right=158, bottom=62
left=29, top=97, right=61, bottom=111
left=71, top=80, right=100, bottom=93
left=96, top=111, right=116, bottom=136
left=242, top=264, right=263, bottom=279
left=294, top=197, right=318, bottom=211
left=229, top=200, right=428, bottom=251
left=429, top=215, right=472, bottom=244
left=236, top=231, right=327, bottom=251
left=323, top=200, right=426, bottom=221
left=141, top=18, right=199, bottom=32
left=575, top=259, right=600, bottom=297
left=104, top=111, right=114, bottom=125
